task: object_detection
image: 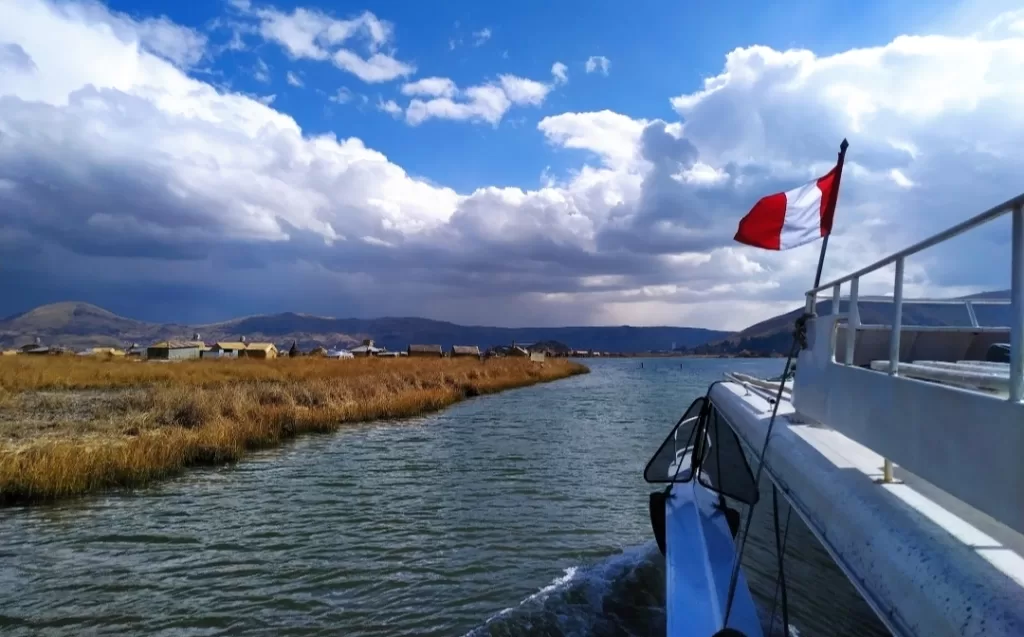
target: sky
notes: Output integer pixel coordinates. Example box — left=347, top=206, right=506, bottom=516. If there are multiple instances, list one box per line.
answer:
left=1, top=0, right=1024, bottom=330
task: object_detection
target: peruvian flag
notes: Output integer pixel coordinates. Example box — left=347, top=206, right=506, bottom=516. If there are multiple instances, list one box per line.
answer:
left=734, top=165, right=843, bottom=251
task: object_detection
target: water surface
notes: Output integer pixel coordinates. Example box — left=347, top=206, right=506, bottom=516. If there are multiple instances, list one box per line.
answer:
left=0, top=358, right=888, bottom=636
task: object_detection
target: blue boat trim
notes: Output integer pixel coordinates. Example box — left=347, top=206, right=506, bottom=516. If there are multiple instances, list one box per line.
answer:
left=664, top=480, right=763, bottom=637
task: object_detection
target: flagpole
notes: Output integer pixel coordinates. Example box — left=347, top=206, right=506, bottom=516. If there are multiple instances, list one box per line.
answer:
left=812, top=138, right=849, bottom=290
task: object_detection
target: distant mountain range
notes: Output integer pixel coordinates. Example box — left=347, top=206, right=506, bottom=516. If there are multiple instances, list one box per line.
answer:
left=680, top=290, right=1012, bottom=356
left=0, top=302, right=731, bottom=353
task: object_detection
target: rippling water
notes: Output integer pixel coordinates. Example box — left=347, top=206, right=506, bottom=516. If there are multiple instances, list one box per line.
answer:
left=0, top=358, right=889, bottom=636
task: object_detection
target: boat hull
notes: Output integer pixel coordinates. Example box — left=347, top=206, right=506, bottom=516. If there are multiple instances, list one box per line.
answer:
left=664, top=480, right=763, bottom=637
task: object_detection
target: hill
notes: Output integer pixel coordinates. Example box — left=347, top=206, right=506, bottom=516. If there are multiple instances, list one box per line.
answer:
left=0, top=302, right=179, bottom=349
left=0, top=303, right=730, bottom=353
left=681, top=290, right=1013, bottom=356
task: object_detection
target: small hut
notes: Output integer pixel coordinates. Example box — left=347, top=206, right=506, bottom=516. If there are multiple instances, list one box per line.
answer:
left=450, top=345, right=481, bottom=358
left=408, top=344, right=443, bottom=357
left=349, top=339, right=384, bottom=357
left=244, top=343, right=278, bottom=359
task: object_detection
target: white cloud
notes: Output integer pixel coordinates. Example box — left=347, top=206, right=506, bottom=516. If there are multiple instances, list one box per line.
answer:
left=889, top=168, right=914, bottom=188
left=551, top=61, right=568, bottom=85
left=246, top=4, right=413, bottom=82
left=401, top=77, right=457, bottom=98
left=585, top=55, right=610, bottom=75
left=329, top=87, right=354, bottom=103
left=378, top=98, right=402, bottom=117
left=538, top=110, right=647, bottom=169
left=987, top=9, right=1024, bottom=35
left=498, top=75, right=551, bottom=105
left=253, top=57, right=270, bottom=82
left=286, top=71, right=303, bottom=87
left=134, top=16, right=208, bottom=67
left=473, top=27, right=492, bottom=46
left=403, top=74, right=556, bottom=126
left=2, top=0, right=1023, bottom=330
left=331, top=49, right=414, bottom=83
left=407, top=84, right=510, bottom=126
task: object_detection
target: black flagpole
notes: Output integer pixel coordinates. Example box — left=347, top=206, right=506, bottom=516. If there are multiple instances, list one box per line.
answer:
left=812, top=138, right=849, bottom=291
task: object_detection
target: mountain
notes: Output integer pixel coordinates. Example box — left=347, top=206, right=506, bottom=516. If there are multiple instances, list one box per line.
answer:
left=0, top=302, right=180, bottom=349
left=0, top=303, right=731, bottom=353
left=682, top=290, right=1013, bottom=356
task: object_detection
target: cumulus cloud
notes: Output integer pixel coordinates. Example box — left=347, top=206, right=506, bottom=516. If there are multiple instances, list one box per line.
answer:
left=498, top=75, right=551, bottom=105
left=245, top=4, right=414, bottom=82
left=538, top=110, right=647, bottom=169
left=401, top=76, right=457, bottom=98
left=551, top=61, right=568, bottom=85
left=585, top=55, right=610, bottom=75
left=286, top=71, right=303, bottom=87
left=0, top=0, right=1022, bottom=330
left=403, top=74, right=554, bottom=126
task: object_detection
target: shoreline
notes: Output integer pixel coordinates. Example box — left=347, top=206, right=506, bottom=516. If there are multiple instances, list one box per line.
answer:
left=0, top=357, right=588, bottom=505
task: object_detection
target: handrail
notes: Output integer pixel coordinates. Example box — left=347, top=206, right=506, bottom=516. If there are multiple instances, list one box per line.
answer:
left=850, top=296, right=1009, bottom=305
left=809, top=191, right=1024, bottom=295
left=805, top=191, right=1024, bottom=405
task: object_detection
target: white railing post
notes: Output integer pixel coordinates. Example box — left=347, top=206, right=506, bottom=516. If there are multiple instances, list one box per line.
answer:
left=883, top=259, right=905, bottom=484
left=805, top=292, right=815, bottom=314
left=846, top=278, right=860, bottom=365
left=832, top=284, right=841, bottom=315
left=1011, top=204, right=1024, bottom=402
left=889, top=258, right=905, bottom=376
left=965, top=301, right=979, bottom=328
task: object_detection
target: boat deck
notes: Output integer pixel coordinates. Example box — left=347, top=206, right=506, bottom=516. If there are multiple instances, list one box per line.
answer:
left=711, top=378, right=1024, bottom=637
left=867, top=359, right=1012, bottom=396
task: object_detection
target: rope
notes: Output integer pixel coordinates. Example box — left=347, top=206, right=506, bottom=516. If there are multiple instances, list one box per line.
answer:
left=721, top=314, right=808, bottom=629
left=768, top=484, right=793, bottom=635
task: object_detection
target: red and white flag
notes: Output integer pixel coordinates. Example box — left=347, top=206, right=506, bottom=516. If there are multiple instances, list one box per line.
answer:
left=733, top=166, right=841, bottom=251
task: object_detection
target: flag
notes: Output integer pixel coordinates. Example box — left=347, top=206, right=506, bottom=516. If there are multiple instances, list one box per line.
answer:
left=733, top=166, right=841, bottom=251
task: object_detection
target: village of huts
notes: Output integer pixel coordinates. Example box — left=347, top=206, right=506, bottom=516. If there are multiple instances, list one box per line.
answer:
left=3, top=336, right=580, bottom=361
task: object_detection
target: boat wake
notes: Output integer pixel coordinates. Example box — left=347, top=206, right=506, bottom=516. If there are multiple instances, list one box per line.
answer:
left=463, top=542, right=666, bottom=637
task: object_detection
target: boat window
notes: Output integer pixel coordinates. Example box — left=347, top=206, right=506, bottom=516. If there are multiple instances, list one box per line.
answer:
left=643, top=397, right=759, bottom=506
left=644, top=397, right=705, bottom=484
left=697, top=405, right=759, bottom=506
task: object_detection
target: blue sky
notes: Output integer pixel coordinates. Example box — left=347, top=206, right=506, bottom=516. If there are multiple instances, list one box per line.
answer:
left=102, top=0, right=958, bottom=192
left=1, top=0, right=1023, bottom=329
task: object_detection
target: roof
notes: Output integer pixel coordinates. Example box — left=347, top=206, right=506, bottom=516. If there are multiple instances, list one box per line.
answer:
left=214, top=341, right=247, bottom=350
left=408, top=344, right=443, bottom=353
left=451, top=345, right=480, bottom=354
left=149, top=340, right=204, bottom=349
left=246, top=342, right=277, bottom=352
left=91, top=347, right=125, bottom=355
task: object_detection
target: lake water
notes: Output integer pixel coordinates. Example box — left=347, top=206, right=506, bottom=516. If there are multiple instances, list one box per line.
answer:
left=0, top=358, right=889, bottom=636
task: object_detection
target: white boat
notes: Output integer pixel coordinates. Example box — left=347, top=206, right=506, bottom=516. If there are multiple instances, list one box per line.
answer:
left=646, top=193, right=1024, bottom=635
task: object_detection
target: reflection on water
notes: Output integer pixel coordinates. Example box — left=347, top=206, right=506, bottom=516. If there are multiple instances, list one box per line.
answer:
left=0, top=358, right=888, bottom=636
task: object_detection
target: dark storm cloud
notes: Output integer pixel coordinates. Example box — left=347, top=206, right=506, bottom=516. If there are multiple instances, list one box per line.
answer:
left=3, top=0, right=1024, bottom=329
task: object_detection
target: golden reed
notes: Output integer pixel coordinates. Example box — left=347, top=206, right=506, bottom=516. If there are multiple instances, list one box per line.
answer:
left=0, top=356, right=587, bottom=504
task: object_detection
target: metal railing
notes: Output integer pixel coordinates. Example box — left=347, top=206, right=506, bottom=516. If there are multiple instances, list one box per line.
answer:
left=805, top=192, right=1024, bottom=403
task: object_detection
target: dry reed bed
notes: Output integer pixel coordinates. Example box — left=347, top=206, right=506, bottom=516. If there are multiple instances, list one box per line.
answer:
left=0, top=356, right=587, bottom=504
